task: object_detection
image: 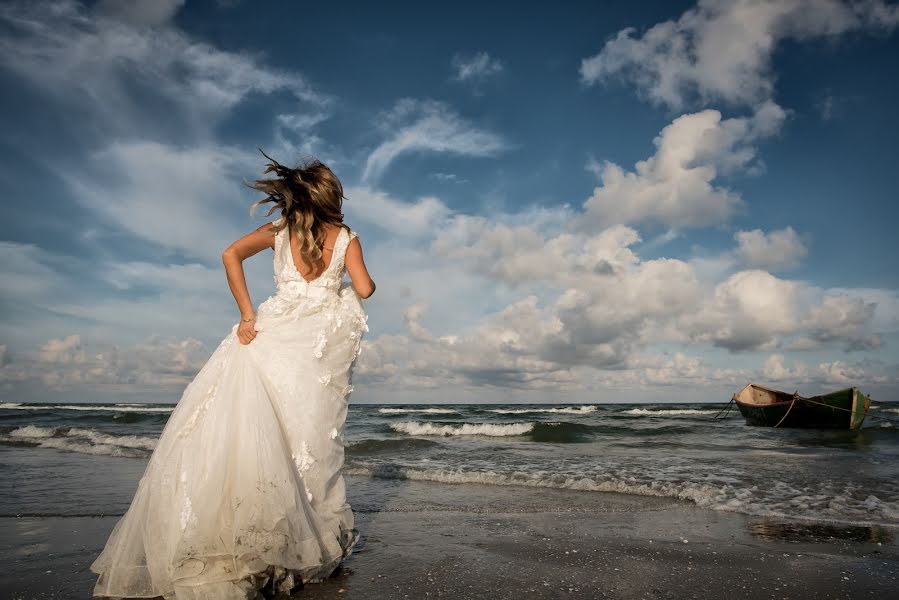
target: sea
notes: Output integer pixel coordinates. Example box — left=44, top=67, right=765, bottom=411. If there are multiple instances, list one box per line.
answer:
left=1, top=401, right=898, bottom=528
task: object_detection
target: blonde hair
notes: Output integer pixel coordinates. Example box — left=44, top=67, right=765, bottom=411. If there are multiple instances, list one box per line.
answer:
left=247, top=149, right=349, bottom=277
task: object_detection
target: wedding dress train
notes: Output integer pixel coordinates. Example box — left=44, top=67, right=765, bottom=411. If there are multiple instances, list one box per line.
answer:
left=91, top=217, right=369, bottom=599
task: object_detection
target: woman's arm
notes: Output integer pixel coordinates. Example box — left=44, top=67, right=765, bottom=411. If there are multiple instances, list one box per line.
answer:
left=345, top=236, right=376, bottom=299
left=221, top=221, right=276, bottom=344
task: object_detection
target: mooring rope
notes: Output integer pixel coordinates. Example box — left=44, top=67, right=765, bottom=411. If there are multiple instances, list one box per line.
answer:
left=713, top=397, right=735, bottom=420
left=773, top=393, right=799, bottom=428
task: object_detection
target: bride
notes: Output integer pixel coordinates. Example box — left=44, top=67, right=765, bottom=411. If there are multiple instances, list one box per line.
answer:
left=90, top=151, right=376, bottom=599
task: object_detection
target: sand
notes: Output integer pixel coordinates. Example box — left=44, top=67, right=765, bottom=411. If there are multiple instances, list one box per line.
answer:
left=2, top=477, right=896, bottom=599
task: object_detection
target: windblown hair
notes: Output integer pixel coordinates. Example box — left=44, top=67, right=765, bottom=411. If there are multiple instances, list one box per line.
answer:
left=247, top=149, right=349, bottom=278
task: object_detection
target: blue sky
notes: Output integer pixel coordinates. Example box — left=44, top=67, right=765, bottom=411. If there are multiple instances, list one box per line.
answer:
left=1, top=0, right=898, bottom=404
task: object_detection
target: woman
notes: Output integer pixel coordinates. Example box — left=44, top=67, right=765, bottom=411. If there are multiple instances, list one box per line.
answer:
left=90, top=150, right=376, bottom=600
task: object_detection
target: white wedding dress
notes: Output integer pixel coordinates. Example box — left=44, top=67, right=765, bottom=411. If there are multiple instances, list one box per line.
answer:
left=91, top=217, right=369, bottom=599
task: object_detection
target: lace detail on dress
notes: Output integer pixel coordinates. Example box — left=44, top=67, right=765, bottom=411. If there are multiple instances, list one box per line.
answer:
left=177, top=329, right=237, bottom=439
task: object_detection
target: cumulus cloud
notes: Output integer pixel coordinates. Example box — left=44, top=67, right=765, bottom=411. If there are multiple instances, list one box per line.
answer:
left=579, top=100, right=787, bottom=229
left=362, top=98, right=508, bottom=183
left=688, top=270, right=801, bottom=351
left=2, top=1, right=895, bottom=403
left=734, top=226, right=808, bottom=270
left=579, top=0, right=899, bottom=110
left=357, top=189, right=889, bottom=391
left=2, top=334, right=209, bottom=390
left=801, top=294, right=882, bottom=351
left=761, top=353, right=889, bottom=387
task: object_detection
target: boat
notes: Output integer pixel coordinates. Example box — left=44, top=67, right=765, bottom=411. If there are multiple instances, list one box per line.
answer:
left=732, top=384, right=871, bottom=430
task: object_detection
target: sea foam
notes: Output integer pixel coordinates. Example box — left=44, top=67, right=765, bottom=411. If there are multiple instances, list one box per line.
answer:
left=622, top=408, right=719, bottom=416
left=0, top=403, right=173, bottom=413
left=1, top=425, right=157, bottom=458
left=389, top=421, right=534, bottom=437
left=487, top=406, right=598, bottom=415
left=377, top=408, right=460, bottom=415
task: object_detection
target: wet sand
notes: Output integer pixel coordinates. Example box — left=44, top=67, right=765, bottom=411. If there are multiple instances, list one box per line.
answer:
left=2, top=477, right=896, bottom=599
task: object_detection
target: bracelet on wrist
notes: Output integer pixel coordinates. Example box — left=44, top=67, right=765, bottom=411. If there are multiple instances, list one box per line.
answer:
left=241, top=315, right=255, bottom=322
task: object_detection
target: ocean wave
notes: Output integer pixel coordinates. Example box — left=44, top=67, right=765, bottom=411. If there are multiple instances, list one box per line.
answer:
left=343, top=465, right=899, bottom=527
left=390, top=421, right=534, bottom=437
left=621, top=408, right=719, bottom=417
left=0, top=403, right=173, bottom=413
left=388, top=420, right=596, bottom=442
left=347, top=437, right=441, bottom=454
left=486, top=405, right=598, bottom=415
left=0, top=425, right=157, bottom=458
left=377, top=408, right=460, bottom=415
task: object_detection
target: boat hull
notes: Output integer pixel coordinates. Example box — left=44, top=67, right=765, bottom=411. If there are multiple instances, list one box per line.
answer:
left=733, top=386, right=871, bottom=430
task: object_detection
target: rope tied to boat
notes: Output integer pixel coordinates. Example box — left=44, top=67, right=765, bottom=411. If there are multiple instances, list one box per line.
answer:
left=713, top=397, right=735, bottom=420
left=773, top=392, right=800, bottom=428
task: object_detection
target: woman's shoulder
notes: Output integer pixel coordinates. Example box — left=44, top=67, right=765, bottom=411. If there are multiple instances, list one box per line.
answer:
left=337, top=222, right=358, bottom=241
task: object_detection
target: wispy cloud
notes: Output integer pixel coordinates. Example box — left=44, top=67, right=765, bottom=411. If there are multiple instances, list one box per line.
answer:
left=94, top=0, right=186, bottom=26
left=0, top=0, right=332, bottom=140
left=362, top=98, right=509, bottom=183
left=450, top=51, right=504, bottom=83
left=59, top=141, right=256, bottom=262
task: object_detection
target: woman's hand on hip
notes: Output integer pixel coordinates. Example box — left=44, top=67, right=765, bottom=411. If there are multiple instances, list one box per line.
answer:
left=237, top=319, right=257, bottom=345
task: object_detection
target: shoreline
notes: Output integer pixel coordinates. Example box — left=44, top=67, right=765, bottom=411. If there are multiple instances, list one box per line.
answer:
left=2, top=477, right=896, bottom=599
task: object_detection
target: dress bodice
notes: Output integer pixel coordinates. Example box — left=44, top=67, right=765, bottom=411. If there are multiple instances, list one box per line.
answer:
left=272, top=217, right=357, bottom=297
left=255, top=216, right=366, bottom=329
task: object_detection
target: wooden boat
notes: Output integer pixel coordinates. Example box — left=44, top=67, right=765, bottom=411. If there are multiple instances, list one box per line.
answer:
left=732, top=384, right=871, bottom=430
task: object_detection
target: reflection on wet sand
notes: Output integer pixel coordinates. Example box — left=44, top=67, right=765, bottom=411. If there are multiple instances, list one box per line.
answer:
left=750, top=520, right=894, bottom=543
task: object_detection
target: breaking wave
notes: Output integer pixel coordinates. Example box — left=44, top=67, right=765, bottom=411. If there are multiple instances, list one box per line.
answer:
left=343, top=465, right=899, bottom=527
left=377, top=407, right=460, bottom=415
left=486, top=405, right=598, bottom=415
left=621, top=408, right=719, bottom=417
left=0, top=425, right=157, bottom=458
left=388, top=420, right=596, bottom=442
left=0, top=403, right=173, bottom=414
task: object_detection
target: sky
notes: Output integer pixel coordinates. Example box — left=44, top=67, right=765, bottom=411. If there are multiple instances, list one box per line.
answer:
left=1, top=0, right=898, bottom=405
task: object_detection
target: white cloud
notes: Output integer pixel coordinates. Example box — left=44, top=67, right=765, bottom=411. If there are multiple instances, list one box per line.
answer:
left=0, top=1, right=331, bottom=138
left=579, top=101, right=786, bottom=229
left=362, top=98, right=508, bottom=183
left=761, top=353, right=890, bottom=388
left=58, top=141, right=256, bottom=262
left=801, top=294, right=881, bottom=351
left=38, top=334, right=85, bottom=364
left=2, top=1, right=895, bottom=403
left=344, top=185, right=454, bottom=238
left=687, top=270, right=801, bottom=352
left=734, top=226, right=808, bottom=270
left=3, top=333, right=209, bottom=390
left=451, top=51, right=504, bottom=82
left=580, top=0, right=899, bottom=110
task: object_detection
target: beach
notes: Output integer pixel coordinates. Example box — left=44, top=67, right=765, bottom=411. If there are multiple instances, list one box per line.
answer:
left=2, top=476, right=897, bottom=599
left=2, top=401, right=898, bottom=598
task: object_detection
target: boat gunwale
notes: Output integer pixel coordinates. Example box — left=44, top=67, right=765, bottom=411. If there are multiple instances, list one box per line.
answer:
left=732, top=383, right=794, bottom=408
left=732, top=384, right=858, bottom=409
